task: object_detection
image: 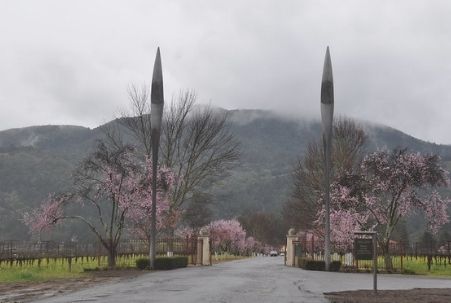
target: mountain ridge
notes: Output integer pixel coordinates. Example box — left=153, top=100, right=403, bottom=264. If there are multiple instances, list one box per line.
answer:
left=1, top=109, right=450, bottom=240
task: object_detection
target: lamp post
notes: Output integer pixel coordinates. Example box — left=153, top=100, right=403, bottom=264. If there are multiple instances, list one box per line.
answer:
left=150, top=47, right=164, bottom=269
left=320, top=47, right=334, bottom=271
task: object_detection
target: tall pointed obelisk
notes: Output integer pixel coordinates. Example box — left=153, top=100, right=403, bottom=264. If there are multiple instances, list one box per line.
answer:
left=321, top=46, right=334, bottom=271
left=150, top=47, right=164, bottom=269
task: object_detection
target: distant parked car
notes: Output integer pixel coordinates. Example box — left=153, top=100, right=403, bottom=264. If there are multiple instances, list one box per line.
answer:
left=279, top=252, right=285, bottom=256
left=269, top=250, right=278, bottom=256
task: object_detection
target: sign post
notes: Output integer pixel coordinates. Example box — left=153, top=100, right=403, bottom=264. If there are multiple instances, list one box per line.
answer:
left=354, top=231, right=377, bottom=293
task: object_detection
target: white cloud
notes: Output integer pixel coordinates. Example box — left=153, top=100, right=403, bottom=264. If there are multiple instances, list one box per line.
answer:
left=1, top=0, right=451, bottom=143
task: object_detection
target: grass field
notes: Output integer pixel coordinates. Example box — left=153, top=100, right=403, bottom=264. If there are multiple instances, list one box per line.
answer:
left=320, top=253, right=451, bottom=276
left=0, top=255, right=146, bottom=283
left=350, top=256, right=451, bottom=275
left=2, top=253, right=450, bottom=283
left=0, top=253, right=203, bottom=283
left=403, top=258, right=451, bottom=276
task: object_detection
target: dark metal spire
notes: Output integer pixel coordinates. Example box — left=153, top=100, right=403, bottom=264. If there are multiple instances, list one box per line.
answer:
left=151, top=48, right=164, bottom=107
left=321, top=47, right=334, bottom=105
left=320, top=46, right=334, bottom=271
left=150, top=47, right=164, bottom=269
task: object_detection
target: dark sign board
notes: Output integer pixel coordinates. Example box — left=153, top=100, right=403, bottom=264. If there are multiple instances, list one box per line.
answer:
left=354, top=238, right=373, bottom=260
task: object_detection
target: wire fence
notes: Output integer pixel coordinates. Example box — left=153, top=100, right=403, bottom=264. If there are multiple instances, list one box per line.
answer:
left=0, top=237, right=198, bottom=270
left=294, top=238, right=451, bottom=272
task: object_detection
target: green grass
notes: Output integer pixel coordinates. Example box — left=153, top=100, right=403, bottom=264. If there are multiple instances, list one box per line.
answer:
left=0, top=255, right=146, bottom=283
left=0, top=266, right=81, bottom=282
left=333, top=253, right=451, bottom=276
left=402, top=258, right=451, bottom=276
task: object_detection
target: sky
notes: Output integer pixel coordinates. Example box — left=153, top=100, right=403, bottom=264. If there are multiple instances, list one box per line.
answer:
left=1, top=0, right=451, bottom=143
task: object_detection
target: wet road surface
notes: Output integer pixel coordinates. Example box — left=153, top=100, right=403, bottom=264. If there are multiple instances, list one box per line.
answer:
left=35, top=256, right=451, bottom=303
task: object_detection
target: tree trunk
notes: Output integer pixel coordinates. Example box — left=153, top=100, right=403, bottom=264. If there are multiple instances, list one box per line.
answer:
left=107, top=245, right=117, bottom=268
left=382, top=239, right=393, bottom=271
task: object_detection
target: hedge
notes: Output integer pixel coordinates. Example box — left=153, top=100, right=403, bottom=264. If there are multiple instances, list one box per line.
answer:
left=298, top=258, right=341, bottom=272
left=136, top=256, right=188, bottom=270
left=136, top=258, right=150, bottom=270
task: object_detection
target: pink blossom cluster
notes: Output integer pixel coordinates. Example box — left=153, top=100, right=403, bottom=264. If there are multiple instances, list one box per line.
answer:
left=23, top=194, right=69, bottom=233
left=179, top=219, right=266, bottom=255
left=318, top=150, right=450, bottom=246
left=122, top=160, right=176, bottom=237
left=98, top=157, right=178, bottom=241
left=24, top=155, right=178, bottom=241
left=207, top=219, right=247, bottom=254
left=425, top=191, right=449, bottom=234
left=315, top=187, right=369, bottom=245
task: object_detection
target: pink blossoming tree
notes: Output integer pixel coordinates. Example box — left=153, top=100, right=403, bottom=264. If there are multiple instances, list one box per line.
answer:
left=124, top=158, right=176, bottom=243
left=24, top=142, right=175, bottom=268
left=325, top=149, right=450, bottom=269
left=23, top=193, right=70, bottom=234
left=208, top=219, right=246, bottom=254
left=177, top=222, right=266, bottom=255
left=206, top=219, right=266, bottom=255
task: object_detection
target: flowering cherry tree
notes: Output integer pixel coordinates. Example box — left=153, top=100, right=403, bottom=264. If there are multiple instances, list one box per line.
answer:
left=207, top=219, right=261, bottom=255
left=24, top=142, right=175, bottom=267
left=124, top=157, right=176, bottom=243
left=325, top=149, right=450, bottom=269
left=315, top=185, right=369, bottom=246
left=177, top=220, right=269, bottom=255
left=23, top=193, right=70, bottom=234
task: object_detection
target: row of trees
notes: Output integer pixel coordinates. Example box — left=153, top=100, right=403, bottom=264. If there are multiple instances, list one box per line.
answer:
left=178, top=219, right=274, bottom=255
left=238, top=212, right=287, bottom=247
left=284, top=118, right=450, bottom=270
left=24, top=89, right=240, bottom=267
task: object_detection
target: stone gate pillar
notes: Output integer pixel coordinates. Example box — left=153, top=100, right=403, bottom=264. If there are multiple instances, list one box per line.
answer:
left=286, top=228, right=298, bottom=267
left=197, top=228, right=211, bottom=266
left=196, top=237, right=203, bottom=265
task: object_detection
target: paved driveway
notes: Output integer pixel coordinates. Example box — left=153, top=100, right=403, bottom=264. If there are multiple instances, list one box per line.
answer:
left=35, top=257, right=451, bottom=303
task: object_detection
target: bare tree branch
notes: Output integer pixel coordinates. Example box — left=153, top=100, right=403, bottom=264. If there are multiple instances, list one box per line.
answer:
left=283, top=117, right=366, bottom=230
left=121, top=89, right=240, bottom=215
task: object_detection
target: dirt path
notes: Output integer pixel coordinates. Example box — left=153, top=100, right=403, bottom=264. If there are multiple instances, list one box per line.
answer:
left=0, top=269, right=146, bottom=303
left=325, top=288, right=451, bottom=303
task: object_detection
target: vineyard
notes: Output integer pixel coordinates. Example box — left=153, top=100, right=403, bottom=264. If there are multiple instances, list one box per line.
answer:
left=293, top=238, right=451, bottom=274
left=0, top=238, right=197, bottom=280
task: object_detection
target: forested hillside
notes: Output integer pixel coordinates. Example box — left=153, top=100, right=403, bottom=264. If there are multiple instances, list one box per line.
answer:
left=1, top=110, right=451, bottom=241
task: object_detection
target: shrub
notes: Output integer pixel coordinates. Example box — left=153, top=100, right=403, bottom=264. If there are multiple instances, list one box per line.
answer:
left=135, top=256, right=188, bottom=270
left=298, top=258, right=325, bottom=271
left=298, top=258, right=341, bottom=272
left=330, top=261, right=342, bottom=271
left=136, top=258, right=150, bottom=270
left=154, top=256, right=188, bottom=270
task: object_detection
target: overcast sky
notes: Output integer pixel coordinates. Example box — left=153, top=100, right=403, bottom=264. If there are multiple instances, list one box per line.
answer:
left=1, top=0, right=451, bottom=143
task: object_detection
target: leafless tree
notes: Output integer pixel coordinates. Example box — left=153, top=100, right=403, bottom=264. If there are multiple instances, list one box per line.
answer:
left=121, top=87, right=240, bottom=235
left=283, top=117, right=366, bottom=231
left=183, top=191, right=213, bottom=235
left=161, top=92, right=240, bottom=210
left=120, top=85, right=152, bottom=156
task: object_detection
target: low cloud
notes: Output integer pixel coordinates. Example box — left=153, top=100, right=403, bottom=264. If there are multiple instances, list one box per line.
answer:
left=1, top=0, right=450, bottom=143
